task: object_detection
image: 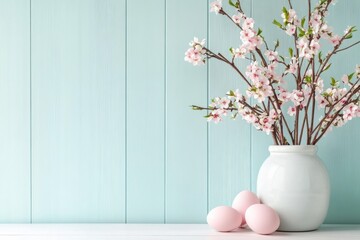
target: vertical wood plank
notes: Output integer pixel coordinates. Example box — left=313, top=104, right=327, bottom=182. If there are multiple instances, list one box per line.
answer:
left=31, top=0, right=126, bottom=222
left=208, top=0, right=252, bottom=210
left=317, top=0, right=360, bottom=223
left=0, top=0, right=30, bottom=223
left=126, top=0, right=165, bottom=223
left=166, top=0, right=208, bottom=223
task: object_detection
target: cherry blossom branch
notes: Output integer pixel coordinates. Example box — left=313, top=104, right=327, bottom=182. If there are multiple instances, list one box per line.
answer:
left=310, top=59, right=316, bottom=139
left=334, top=40, right=360, bottom=54
left=192, top=99, right=265, bottom=115
left=204, top=48, right=252, bottom=87
left=294, top=30, right=301, bottom=144
left=219, top=9, right=242, bottom=30
left=311, top=79, right=360, bottom=138
left=312, top=97, right=359, bottom=144
left=288, top=0, right=293, bottom=9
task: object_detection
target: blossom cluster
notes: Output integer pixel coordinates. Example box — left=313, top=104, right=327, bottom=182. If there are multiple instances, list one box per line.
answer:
left=230, top=14, right=263, bottom=59
left=207, top=90, right=280, bottom=135
left=187, top=0, right=360, bottom=144
left=184, top=38, right=206, bottom=66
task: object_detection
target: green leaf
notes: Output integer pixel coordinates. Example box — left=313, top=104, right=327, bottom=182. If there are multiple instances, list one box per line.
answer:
left=273, top=19, right=283, bottom=29
left=345, top=33, right=353, bottom=39
left=348, top=72, right=355, bottom=81
left=318, top=51, right=323, bottom=65
left=279, top=55, right=285, bottom=62
left=307, top=27, right=314, bottom=35
left=305, top=76, right=312, bottom=83
left=323, top=63, right=332, bottom=72
left=330, top=77, right=338, bottom=87
left=228, top=0, right=236, bottom=7
left=289, top=48, right=293, bottom=57
left=257, top=28, right=263, bottom=36
left=229, top=90, right=235, bottom=96
left=320, top=0, right=327, bottom=5
left=301, top=17, right=306, bottom=28
left=274, top=39, right=280, bottom=49
left=229, top=47, right=234, bottom=54
left=298, top=27, right=305, bottom=37
left=282, top=7, right=289, bottom=21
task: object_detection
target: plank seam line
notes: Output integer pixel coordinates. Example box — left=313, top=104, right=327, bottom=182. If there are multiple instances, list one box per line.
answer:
left=29, top=0, right=33, bottom=223
left=125, top=0, right=128, bottom=224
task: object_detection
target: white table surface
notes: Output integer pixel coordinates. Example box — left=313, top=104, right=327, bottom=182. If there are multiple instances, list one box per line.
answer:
left=0, top=224, right=358, bottom=240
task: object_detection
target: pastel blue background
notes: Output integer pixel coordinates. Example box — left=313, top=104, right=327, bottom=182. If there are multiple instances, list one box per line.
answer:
left=1, top=0, right=359, bottom=223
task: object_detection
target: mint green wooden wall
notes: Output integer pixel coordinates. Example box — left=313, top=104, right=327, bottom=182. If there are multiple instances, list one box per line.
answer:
left=0, top=0, right=359, bottom=223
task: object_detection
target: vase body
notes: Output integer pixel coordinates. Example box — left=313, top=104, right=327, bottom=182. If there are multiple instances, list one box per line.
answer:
left=257, top=145, right=330, bottom=232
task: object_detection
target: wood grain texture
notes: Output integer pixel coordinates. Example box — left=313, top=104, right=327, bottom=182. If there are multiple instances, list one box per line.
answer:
left=0, top=0, right=30, bottom=223
left=165, top=0, right=208, bottom=223
left=0, top=0, right=359, bottom=224
left=208, top=0, right=252, bottom=210
left=317, top=0, right=360, bottom=223
left=31, top=0, right=126, bottom=222
left=126, top=0, right=165, bottom=223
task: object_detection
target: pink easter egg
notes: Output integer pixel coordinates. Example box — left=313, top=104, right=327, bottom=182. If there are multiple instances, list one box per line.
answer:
left=232, top=190, right=260, bottom=226
left=207, top=206, right=243, bottom=232
left=245, top=204, right=280, bottom=235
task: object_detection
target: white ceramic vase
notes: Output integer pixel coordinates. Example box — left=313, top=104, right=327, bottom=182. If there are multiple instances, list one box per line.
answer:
left=257, top=145, right=330, bottom=231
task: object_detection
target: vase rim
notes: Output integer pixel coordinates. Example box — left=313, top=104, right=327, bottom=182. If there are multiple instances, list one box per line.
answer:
left=269, top=145, right=318, bottom=153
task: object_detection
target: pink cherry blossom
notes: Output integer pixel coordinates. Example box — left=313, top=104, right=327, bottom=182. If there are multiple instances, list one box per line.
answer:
left=286, top=24, right=296, bottom=36
left=310, top=39, right=320, bottom=55
left=232, top=14, right=241, bottom=24
left=329, top=35, right=341, bottom=46
left=316, top=78, right=324, bottom=93
left=265, top=50, right=278, bottom=61
left=281, top=8, right=297, bottom=24
left=286, top=57, right=298, bottom=74
left=233, top=45, right=247, bottom=59
left=342, top=74, right=349, bottom=84
left=297, top=37, right=308, bottom=50
left=290, top=90, right=304, bottom=106
left=288, top=106, right=297, bottom=116
left=242, top=111, right=257, bottom=124
left=208, top=109, right=223, bottom=123
left=297, top=37, right=313, bottom=59
left=219, top=97, right=230, bottom=108
left=228, top=89, right=242, bottom=102
left=185, top=37, right=207, bottom=66
left=278, top=87, right=291, bottom=103
left=267, top=62, right=277, bottom=73
left=343, top=104, right=358, bottom=122
left=310, top=11, right=322, bottom=33
left=184, top=48, right=205, bottom=66
left=210, top=0, right=222, bottom=14
left=248, top=35, right=263, bottom=48
left=300, top=47, right=313, bottom=60
left=240, top=29, right=255, bottom=42
left=242, top=18, right=255, bottom=30
left=189, top=37, right=206, bottom=49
